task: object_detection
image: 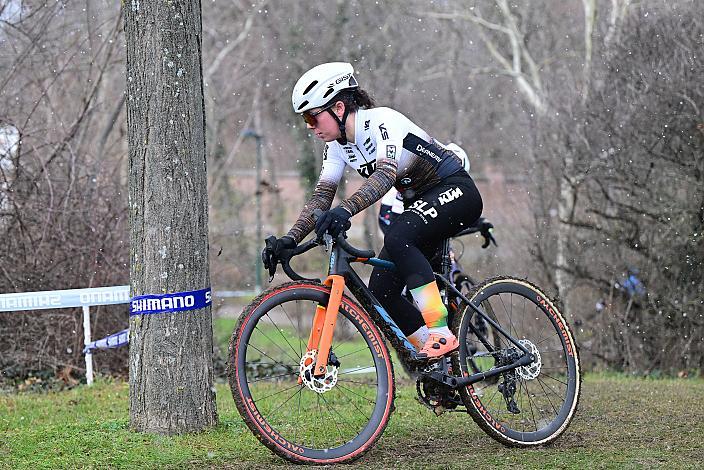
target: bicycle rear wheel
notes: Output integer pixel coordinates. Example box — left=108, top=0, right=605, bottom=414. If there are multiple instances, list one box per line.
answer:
left=228, top=281, right=395, bottom=464
left=454, top=274, right=501, bottom=378
left=452, top=276, right=581, bottom=446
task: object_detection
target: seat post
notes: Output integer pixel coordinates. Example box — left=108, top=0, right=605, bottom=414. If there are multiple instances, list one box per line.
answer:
left=440, top=238, right=452, bottom=278
left=439, top=238, right=452, bottom=303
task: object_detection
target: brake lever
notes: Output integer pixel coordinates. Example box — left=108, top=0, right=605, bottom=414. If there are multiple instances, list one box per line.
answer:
left=323, top=233, right=333, bottom=252
left=263, top=235, right=278, bottom=281
left=481, top=229, right=498, bottom=249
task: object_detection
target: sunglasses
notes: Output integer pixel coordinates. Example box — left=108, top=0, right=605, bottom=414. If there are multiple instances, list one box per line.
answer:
left=302, top=103, right=335, bottom=127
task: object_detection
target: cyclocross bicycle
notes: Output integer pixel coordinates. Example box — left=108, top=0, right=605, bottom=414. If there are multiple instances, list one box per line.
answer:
left=228, top=215, right=582, bottom=465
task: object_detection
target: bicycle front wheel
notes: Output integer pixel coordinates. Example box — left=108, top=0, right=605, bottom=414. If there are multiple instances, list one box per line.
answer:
left=452, top=276, right=581, bottom=446
left=228, top=281, right=395, bottom=464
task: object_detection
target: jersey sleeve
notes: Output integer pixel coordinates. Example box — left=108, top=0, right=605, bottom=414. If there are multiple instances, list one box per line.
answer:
left=286, top=144, right=345, bottom=243
left=338, top=117, right=402, bottom=216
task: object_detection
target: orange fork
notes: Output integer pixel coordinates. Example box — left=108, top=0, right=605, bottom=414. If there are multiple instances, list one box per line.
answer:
left=303, top=274, right=345, bottom=377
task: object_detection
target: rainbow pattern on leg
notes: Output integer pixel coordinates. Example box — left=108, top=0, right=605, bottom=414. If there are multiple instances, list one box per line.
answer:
left=410, top=281, right=448, bottom=328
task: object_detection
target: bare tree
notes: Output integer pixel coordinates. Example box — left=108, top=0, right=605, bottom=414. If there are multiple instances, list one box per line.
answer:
left=425, top=1, right=642, bottom=319
left=0, top=2, right=130, bottom=381
left=532, top=2, right=703, bottom=372
left=125, top=0, right=217, bottom=433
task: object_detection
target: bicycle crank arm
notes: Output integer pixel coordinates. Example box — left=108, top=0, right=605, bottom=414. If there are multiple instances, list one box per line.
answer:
left=428, top=353, right=535, bottom=389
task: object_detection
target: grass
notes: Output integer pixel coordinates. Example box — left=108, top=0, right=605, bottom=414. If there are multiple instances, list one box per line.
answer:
left=1, top=373, right=703, bottom=469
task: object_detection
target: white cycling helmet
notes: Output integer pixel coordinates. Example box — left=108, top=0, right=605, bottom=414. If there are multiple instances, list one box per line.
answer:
left=446, top=142, right=471, bottom=173
left=292, top=62, right=358, bottom=113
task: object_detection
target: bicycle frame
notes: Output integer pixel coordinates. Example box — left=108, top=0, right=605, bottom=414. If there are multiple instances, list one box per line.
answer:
left=305, top=237, right=534, bottom=386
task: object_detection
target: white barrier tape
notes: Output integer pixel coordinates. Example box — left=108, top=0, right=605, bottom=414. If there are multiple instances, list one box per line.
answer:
left=0, top=286, right=260, bottom=313
left=83, top=328, right=129, bottom=354
left=0, top=285, right=130, bottom=312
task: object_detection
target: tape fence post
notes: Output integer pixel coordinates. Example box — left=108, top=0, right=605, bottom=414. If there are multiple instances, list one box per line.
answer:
left=82, top=305, right=94, bottom=386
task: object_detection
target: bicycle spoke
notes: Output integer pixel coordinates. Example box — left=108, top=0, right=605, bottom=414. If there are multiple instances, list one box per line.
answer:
left=530, top=322, right=561, bottom=351
left=538, top=371, right=569, bottom=387
left=521, top=294, right=526, bottom=341
left=249, top=371, right=298, bottom=384
left=319, top=393, right=347, bottom=442
left=316, top=394, right=324, bottom=448
left=320, top=392, right=361, bottom=439
left=264, top=312, right=301, bottom=362
left=246, top=360, right=299, bottom=368
left=335, top=382, right=377, bottom=405
left=496, top=294, right=514, bottom=343
left=278, top=302, right=306, bottom=357
left=295, top=386, right=302, bottom=445
left=538, top=347, right=570, bottom=355
left=254, top=325, right=299, bottom=365
left=246, top=343, right=297, bottom=371
left=337, top=378, right=378, bottom=386
left=333, top=385, right=373, bottom=421
left=265, top=384, right=305, bottom=422
left=335, top=345, right=370, bottom=360
left=246, top=343, right=296, bottom=371
left=519, top=378, right=539, bottom=432
left=534, top=375, right=561, bottom=416
left=253, top=382, right=302, bottom=402
left=338, top=365, right=379, bottom=376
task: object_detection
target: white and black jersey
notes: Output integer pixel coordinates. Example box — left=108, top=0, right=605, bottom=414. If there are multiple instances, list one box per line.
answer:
left=288, top=107, right=465, bottom=243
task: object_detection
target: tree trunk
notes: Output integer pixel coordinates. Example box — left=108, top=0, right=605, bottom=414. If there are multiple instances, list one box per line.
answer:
left=125, top=0, right=217, bottom=434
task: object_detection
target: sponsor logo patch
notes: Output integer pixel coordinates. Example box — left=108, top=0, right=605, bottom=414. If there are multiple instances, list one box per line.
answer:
left=386, top=145, right=396, bottom=160
left=438, top=187, right=463, bottom=205
left=378, top=124, right=389, bottom=140
left=408, top=199, right=438, bottom=222
left=415, top=144, right=441, bottom=163
left=357, top=160, right=376, bottom=178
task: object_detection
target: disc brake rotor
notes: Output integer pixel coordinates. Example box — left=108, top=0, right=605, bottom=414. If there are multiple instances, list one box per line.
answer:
left=299, top=349, right=338, bottom=394
left=516, top=339, right=541, bottom=380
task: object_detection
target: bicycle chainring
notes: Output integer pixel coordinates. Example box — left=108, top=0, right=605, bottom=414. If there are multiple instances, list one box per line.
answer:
left=416, top=362, right=462, bottom=415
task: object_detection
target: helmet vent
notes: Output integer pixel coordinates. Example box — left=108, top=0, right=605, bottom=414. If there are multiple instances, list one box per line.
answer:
left=302, top=81, right=318, bottom=95
left=297, top=100, right=309, bottom=111
left=322, top=87, right=335, bottom=99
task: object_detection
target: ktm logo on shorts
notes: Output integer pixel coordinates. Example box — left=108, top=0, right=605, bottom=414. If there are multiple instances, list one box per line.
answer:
left=438, top=187, right=463, bottom=205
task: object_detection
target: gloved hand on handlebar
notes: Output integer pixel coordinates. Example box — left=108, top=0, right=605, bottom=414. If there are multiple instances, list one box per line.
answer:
left=261, top=235, right=297, bottom=278
left=314, top=207, right=352, bottom=240
left=479, top=221, right=497, bottom=248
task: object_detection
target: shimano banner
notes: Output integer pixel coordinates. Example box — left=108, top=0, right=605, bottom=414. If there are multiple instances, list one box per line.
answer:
left=0, top=285, right=130, bottom=312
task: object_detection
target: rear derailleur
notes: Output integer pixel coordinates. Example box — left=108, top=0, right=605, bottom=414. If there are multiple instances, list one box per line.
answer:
left=496, top=348, right=521, bottom=414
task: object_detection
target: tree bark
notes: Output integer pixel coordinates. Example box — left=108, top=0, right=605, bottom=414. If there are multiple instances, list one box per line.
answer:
left=125, top=0, right=217, bottom=433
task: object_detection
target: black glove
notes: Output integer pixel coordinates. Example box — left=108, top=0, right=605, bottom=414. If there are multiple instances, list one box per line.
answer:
left=315, top=207, right=352, bottom=240
left=479, top=221, right=497, bottom=248
left=261, top=235, right=297, bottom=276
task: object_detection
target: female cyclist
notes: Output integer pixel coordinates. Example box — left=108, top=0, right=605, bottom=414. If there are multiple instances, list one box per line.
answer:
left=261, top=62, right=483, bottom=359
